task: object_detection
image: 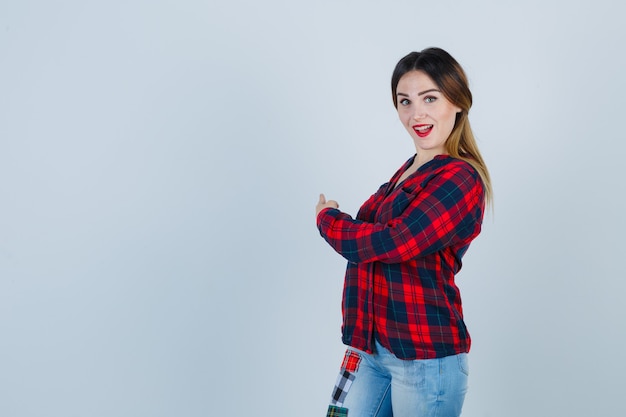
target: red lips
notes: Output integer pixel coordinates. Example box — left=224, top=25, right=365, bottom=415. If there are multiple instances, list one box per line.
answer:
left=413, top=124, right=433, bottom=138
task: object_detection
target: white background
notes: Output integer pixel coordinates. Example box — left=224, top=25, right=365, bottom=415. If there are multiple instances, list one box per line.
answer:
left=1, top=1, right=625, bottom=416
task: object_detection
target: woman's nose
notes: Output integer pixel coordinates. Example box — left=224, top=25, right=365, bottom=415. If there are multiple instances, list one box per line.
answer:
left=412, top=105, right=426, bottom=120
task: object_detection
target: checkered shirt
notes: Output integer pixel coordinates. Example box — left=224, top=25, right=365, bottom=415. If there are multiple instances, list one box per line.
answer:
left=317, top=155, right=485, bottom=359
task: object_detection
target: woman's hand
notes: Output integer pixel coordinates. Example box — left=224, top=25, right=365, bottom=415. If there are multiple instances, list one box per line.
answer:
left=316, top=193, right=339, bottom=218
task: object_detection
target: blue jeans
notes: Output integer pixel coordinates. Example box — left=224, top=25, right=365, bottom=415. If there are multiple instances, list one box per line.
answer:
left=327, top=340, right=468, bottom=417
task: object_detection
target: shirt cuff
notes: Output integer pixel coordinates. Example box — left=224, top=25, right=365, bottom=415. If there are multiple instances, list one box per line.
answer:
left=316, top=207, right=340, bottom=232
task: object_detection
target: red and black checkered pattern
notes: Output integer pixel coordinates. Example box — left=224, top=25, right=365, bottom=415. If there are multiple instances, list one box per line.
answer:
left=317, top=155, right=485, bottom=360
left=341, top=350, right=361, bottom=373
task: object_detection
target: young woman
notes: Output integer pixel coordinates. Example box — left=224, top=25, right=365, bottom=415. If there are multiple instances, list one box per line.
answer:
left=315, top=47, right=492, bottom=417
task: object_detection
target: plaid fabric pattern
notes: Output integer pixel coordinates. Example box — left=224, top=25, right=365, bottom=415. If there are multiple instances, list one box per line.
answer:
left=330, top=369, right=355, bottom=406
left=326, top=405, right=349, bottom=417
left=341, top=350, right=361, bottom=373
left=318, top=155, right=485, bottom=360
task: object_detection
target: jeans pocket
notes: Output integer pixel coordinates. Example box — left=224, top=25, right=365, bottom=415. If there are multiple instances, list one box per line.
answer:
left=457, top=353, right=469, bottom=376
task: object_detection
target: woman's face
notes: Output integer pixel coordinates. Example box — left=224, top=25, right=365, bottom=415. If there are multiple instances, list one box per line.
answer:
left=396, top=70, right=461, bottom=157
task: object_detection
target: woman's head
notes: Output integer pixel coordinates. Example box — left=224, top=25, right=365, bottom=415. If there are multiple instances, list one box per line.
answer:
left=391, top=47, right=471, bottom=114
left=391, top=47, right=492, bottom=205
left=391, top=48, right=472, bottom=147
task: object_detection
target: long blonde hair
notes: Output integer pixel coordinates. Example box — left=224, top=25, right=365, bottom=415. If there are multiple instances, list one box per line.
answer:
left=391, top=48, right=493, bottom=207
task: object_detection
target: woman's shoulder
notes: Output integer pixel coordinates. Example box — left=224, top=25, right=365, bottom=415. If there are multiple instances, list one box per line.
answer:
left=423, top=156, right=481, bottom=190
left=432, top=155, right=477, bottom=175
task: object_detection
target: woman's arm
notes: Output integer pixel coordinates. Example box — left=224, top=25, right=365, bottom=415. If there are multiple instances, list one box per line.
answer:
left=317, top=163, right=484, bottom=264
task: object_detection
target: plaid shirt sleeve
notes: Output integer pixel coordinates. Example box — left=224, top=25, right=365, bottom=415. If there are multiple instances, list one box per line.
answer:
left=317, top=160, right=484, bottom=264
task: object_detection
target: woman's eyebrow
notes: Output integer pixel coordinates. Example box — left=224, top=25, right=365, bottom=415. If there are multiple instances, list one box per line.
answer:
left=396, top=89, right=441, bottom=97
left=418, top=88, right=440, bottom=96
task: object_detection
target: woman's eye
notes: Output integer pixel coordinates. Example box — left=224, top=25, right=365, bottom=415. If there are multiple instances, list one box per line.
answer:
left=400, top=98, right=410, bottom=106
left=424, top=96, right=437, bottom=103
